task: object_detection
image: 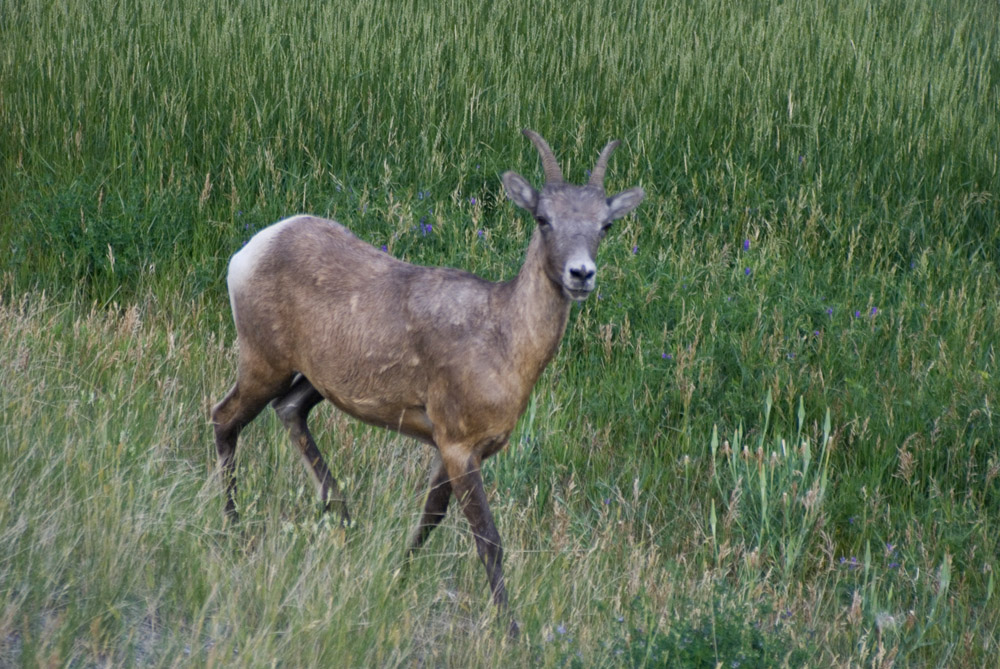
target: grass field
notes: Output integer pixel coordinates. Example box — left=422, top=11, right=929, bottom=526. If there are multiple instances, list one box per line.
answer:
left=2, top=0, right=998, bottom=665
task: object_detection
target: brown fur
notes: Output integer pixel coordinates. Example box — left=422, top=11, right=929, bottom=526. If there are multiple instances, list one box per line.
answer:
left=211, top=130, right=644, bottom=635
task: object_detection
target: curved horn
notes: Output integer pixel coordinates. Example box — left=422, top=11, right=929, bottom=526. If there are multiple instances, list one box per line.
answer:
left=522, top=129, right=563, bottom=183
left=588, top=139, right=621, bottom=188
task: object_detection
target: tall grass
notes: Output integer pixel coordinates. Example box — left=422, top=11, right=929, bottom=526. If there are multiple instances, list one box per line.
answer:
left=2, top=0, right=998, bottom=665
left=3, top=0, right=996, bottom=299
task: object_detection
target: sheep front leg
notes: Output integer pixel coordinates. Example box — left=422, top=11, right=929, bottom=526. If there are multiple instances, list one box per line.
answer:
left=407, top=451, right=453, bottom=554
left=443, top=449, right=519, bottom=637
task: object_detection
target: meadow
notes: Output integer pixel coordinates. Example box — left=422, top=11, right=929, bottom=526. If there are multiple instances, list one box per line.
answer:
left=1, top=0, right=998, bottom=665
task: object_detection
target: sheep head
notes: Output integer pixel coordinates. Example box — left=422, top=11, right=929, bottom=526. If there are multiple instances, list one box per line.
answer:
left=502, top=129, right=644, bottom=301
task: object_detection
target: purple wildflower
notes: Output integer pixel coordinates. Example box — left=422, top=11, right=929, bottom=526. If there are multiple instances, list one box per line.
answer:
left=744, top=267, right=752, bottom=276
left=380, top=245, right=388, bottom=252
left=632, top=245, right=638, bottom=255
left=839, top=556, right=859, bottom=570
left=743, top=239, right=750, bottom=251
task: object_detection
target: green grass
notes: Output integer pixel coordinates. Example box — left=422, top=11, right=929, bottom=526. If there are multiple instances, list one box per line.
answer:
left=2, top=0, right=998, bottom=665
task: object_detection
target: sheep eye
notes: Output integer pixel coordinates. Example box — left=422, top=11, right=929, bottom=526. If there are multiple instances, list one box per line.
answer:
left=535, top=215, right=551, bottom=228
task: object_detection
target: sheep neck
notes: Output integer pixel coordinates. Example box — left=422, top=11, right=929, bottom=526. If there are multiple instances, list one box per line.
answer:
left=504, top=228, right=573, bottom=386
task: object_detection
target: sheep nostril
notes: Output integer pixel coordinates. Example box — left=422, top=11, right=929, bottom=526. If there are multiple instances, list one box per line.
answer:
left=569, top=266, right=595, bottom=282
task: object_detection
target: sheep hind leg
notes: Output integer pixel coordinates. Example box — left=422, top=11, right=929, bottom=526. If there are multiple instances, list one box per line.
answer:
left=211, top=374, right=291, bottom=521
left=272, top=374, right=351, bottom=525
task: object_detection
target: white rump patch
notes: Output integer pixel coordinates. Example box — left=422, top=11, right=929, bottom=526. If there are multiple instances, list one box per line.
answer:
left=227, top=215, right=311, bottom=320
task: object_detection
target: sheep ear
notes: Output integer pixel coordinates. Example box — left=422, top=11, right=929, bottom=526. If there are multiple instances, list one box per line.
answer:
left=502, top=171, right=539, bottom=213
left=607, top=187, right=644, bottom=221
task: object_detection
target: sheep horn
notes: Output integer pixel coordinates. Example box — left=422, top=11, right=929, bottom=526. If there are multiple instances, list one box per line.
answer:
left=522, top=129, right=563, bottom=184
left=588, top=139, right=621, bottom=189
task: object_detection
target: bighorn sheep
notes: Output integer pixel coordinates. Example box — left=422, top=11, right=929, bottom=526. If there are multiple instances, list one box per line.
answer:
left=211, top=129, right=644, bottom=632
